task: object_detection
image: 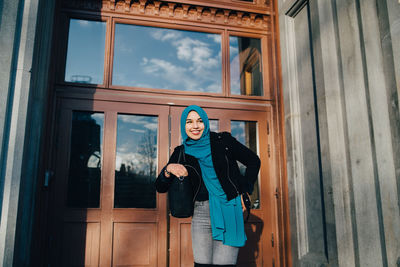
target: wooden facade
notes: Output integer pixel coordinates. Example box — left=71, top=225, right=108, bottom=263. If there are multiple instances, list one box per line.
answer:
left=33, top=0, right=290, bottom=266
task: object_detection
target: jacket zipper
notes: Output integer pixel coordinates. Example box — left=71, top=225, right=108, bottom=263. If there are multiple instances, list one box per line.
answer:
left=184, top=164, right=202, bottom=202
left=225, top=154, right=239, bottom=195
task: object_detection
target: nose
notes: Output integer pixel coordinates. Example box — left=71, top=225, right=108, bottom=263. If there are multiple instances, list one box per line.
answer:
left=193, top=121, right=199, bottom=128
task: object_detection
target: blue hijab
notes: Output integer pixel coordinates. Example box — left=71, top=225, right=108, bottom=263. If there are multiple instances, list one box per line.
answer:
left=181, top=105, right=246, bottom=247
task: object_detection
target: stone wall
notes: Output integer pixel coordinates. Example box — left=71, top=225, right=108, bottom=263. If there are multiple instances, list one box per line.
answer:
left=278, top=0, right=400, bottom=266
left=0, top=0, right=55, bottom=265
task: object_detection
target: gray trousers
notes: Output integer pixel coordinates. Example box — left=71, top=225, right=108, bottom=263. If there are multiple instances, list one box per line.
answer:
left=191, top=201, right=239, bottom=265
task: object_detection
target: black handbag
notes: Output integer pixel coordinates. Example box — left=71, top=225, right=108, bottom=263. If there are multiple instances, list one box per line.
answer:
left=168, top=147, right=194, bottom=218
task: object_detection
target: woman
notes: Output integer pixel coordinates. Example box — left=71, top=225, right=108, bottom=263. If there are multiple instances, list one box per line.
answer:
left=155, top=105, right=260, bottom=267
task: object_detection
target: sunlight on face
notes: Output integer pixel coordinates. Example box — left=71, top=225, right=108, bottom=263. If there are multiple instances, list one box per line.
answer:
left=185, top=111, right=205, bottom=140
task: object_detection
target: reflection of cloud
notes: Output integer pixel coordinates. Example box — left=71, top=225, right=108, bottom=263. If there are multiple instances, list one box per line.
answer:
left=116, top=40, right=133, bottom=53
left=119, top=115, right=157, bottom=126
left=207, top=34, right=221, bottom=43
left=230, top=55, right=240, bottom=93
left=77, top=20, right=90, bottom=27
left=130, top=129, right=145, bottom=133
left=92, top=113, right=104, bottom=121
left=151, top=29, right=182, bottom=41
left=231, top=122, right=246, bottom=143
left=142, top=58, right=200, bottom=91
left=230, top=46, right=239, bottom=55
left=144, top=123, right=158, bottom=131
left=173, top=38, right=219, bottom=72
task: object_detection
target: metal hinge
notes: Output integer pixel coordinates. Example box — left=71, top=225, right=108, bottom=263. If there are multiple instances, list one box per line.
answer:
left=272, top=258, right=275, bottom=267
left=274, top=187, right=280, bottom=199
left=268, top=144, right=271, bottom=157
left=267, top=121, right=270, bottom=135
left=271, top=232, right=274, bottom=247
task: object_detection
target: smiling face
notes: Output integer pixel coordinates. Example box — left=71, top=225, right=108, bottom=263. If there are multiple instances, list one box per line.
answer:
left=185, top=111, right=205, bottom=140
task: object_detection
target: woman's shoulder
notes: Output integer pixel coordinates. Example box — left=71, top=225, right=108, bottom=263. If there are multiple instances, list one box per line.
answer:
left=172, top=144, right=184, bottom=153
left=210, top=131, right=235, bottom=142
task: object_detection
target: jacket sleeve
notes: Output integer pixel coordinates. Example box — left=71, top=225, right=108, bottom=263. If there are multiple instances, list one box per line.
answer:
left=223, top=132, right=261, bottom=194
left=154, top=146, right=181, bottom=193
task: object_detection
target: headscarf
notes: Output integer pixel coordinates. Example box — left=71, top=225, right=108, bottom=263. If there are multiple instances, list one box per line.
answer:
left=180, top=105, right=246, bottom=247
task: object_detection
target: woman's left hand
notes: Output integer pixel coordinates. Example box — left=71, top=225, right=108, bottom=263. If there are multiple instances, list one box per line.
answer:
left=241, top=194, right=251, bottom=212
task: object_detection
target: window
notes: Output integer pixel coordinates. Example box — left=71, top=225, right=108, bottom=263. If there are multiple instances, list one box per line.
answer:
left=230, top=36, right=263, bottom=96
left=65, top=19, right=106, bottom=85
left=112, top=24, right=222, bottom=93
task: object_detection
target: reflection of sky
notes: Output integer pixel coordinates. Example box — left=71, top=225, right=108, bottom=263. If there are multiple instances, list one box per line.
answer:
left=65, top=19, right=106, bottom=84
left=231, top=121, right=246, bottom=145
left=229, top=37, right=241, bottom=95
left=115, top=115, right=158, bottom=173
left=209, top=119, right=219, bottom=132
left=112, top=24, right=222, bottom=92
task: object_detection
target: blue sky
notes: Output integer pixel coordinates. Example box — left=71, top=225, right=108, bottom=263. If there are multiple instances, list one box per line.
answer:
left=112, top=24, right=222, bottom=92
left=65, top=19, right=106, bottom=84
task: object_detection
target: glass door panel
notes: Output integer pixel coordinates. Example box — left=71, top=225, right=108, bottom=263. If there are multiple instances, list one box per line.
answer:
left=169, top=106, right=272, bottom=267
left=66, top=111, right=104, bottom=208
left=114, top=114, right=158, bottom=208
left=231, top=120, right=260, bottom=209
left=49, top=100, right=168, bottom=267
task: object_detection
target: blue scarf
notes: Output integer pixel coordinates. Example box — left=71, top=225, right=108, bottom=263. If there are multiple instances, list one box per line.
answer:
left=180, top=105, right=246, bottom=247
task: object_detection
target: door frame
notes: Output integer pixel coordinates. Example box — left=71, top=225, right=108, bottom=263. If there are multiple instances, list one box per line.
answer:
left=46, top=98, right=170, bottom=266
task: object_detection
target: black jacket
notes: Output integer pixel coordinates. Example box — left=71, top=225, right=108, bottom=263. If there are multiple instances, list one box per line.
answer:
left=155, top=132, right=261, bottom=201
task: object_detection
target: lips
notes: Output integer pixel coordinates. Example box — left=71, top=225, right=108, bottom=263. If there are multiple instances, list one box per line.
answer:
left=191, top=130, right=201, bottom=135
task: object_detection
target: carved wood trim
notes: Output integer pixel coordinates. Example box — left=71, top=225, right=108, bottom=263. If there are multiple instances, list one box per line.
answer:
left=61, top=0, right=271, bottom=30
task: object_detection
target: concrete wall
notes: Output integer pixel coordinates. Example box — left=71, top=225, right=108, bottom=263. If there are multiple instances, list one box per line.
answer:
left=0, top=0, right=55, bottom=265
left=278, top=0, right=400, bottom=266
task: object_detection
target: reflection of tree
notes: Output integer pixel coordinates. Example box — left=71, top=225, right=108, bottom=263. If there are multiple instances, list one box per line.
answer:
left=137, top=129, right=157, bottom=177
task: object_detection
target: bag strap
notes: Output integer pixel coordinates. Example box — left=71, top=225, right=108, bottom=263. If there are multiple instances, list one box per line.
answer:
left=177, top=145, right=186, bottom=164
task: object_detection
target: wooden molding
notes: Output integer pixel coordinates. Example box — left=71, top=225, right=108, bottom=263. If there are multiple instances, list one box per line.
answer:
left=62, top=0, right=271, bottom=30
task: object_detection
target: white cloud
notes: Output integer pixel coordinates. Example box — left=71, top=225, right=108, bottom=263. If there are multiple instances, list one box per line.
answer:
left=144, top=123, right=158, bottom=131
left=207, top=34, right=221, bottom=44
left=77, top=20, right=90, bottom=27
left=230, top=46, right=239, bottom=56
left=130, top=129, right=146, bottom=133
left=151, top=29, right=182, bottom=41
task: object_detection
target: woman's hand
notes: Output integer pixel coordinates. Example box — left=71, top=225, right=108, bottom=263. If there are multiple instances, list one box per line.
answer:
left=164, top=164, right=188, bottom=178
left=241, top=193, right=251, bottom=212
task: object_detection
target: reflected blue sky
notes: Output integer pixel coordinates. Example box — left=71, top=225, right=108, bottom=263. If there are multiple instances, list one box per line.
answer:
left=229, top=37, right=241, bottom=95
left=112, top=24, right=222, bottom=92
left=231, top=120, right=246, bottom=145
left=116, top=115, right=158, bottom=175
left=65, top=19, right=106, bottom=84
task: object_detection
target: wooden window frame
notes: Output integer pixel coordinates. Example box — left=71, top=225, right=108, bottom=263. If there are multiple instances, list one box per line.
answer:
left=55, top=10, right=274, bottom=100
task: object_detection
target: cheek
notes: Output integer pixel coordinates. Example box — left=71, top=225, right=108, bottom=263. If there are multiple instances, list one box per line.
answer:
left=185, top=124, right=190, bottom=134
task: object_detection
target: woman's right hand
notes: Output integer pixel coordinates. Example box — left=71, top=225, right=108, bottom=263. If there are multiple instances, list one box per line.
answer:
left=164, top=164, right=188, bottom=178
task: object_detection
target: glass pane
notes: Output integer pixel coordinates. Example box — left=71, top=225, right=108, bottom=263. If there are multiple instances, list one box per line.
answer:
left=230, top=36, right=263, bottom=96
left=114, top=114, right=158, bottom=208
left=231, top=121, right=260, bottom=209
left=210, top=119, right=219, bottom=132
left=65, top=19, right=106, bottom=84
left=113, top=24, right=222, bottom=93
left=67, top=112, right=104, bottom=208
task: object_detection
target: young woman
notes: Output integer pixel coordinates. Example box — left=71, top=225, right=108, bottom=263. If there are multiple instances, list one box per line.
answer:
left=155, top=105, right=260, bottom=267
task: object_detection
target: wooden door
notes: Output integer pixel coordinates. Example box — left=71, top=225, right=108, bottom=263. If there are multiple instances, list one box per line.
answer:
left=48, top=99, right=169, bottom=266
left=169, top=106, right=277, bottom=267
